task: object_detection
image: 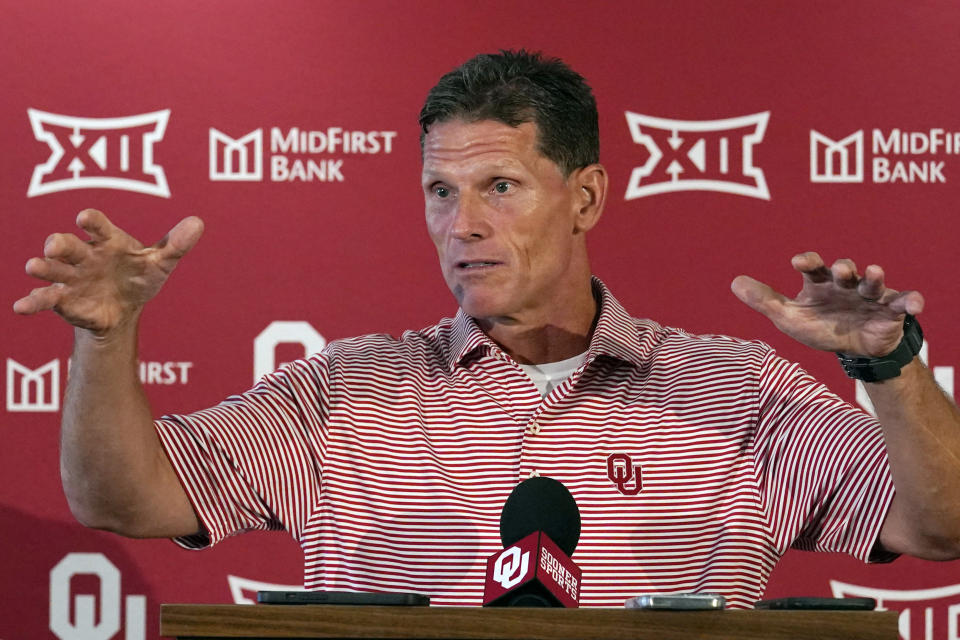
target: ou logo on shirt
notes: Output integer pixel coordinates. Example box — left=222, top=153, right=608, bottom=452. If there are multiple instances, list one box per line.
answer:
left=607, top=453, right=643, bottom=496
left=492, top=546, right=530, bottom=589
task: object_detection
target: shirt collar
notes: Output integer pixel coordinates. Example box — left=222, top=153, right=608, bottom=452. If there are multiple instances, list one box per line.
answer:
left=446, top=277, right=652, bottom=372
left=447, top=308, right=497, bottom=371
left=584, top=276, right=650, bottom=369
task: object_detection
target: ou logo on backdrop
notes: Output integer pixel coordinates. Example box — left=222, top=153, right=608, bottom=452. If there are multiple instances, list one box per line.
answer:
left=253, top=321, right=327, bottom=383
left=492, top=546, right=530, bottom=590
left=49, top=552, right=146, bottom=640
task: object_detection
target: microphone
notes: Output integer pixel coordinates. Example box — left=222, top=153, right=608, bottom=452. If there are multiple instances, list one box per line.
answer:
left=483, top=476, right=582, bottom=607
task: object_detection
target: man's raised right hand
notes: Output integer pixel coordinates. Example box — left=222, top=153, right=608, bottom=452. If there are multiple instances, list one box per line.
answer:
left=13, top=209, right=204, bottom=335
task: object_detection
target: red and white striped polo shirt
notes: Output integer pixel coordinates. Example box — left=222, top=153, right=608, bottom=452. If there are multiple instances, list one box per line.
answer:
left=155, top=279, right=895, bottom=609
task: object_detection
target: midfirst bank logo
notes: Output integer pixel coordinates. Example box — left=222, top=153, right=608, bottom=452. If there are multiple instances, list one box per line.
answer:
left=210, top=126, right=397, bottom=183
left=6, top=357, right=194, bottom=413
left=832, top=580, right=960, bottom=640
left=6, top=358, right=59, bottom=412
left=811, top=127, right=960, bottom=184
left=27, top=109, right=170, bottom=197
left=624, top=111, right=770, bottom=200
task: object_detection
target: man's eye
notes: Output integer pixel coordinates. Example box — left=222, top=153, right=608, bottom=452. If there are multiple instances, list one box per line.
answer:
left=434, top=186, right=450, bottom=198
left=494, top=181, right=511, bottom=194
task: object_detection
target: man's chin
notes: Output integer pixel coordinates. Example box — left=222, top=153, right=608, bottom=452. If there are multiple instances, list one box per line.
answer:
left=455, top=293, right=508, bottom=322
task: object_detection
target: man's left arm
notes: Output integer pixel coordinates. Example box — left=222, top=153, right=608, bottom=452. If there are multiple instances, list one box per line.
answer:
left=733, top=252, right=960, bottom=560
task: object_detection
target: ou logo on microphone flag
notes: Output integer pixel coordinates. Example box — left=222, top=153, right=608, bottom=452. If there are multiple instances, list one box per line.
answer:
left=492, top=546, right=530, bottom=589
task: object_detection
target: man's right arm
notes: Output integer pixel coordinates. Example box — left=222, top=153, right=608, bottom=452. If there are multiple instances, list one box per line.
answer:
left=14, top=209, right=204, bottom=538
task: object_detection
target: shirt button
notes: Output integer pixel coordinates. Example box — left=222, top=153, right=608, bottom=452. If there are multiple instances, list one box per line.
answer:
left=528, top=421, right=541, bottom=435
left=527, top=470, right=540, bottom=479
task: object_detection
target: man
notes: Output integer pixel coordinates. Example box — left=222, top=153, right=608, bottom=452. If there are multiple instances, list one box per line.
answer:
left=13, top=51, right=960, bottom=608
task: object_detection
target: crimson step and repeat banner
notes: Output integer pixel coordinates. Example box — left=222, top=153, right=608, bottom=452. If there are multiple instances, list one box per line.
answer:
left=3, top=1, right=960, bottom=638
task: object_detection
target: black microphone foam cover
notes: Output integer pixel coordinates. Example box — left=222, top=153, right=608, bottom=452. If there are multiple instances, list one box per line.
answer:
left=500, top=476, right=581, bottom=556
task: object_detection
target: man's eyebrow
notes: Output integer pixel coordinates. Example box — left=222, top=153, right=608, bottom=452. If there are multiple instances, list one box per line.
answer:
left=421, top=156, right=528, bottom=180
left=487, top=160, right=525, bottom=172
left=420, top=168, right=448, bottom=183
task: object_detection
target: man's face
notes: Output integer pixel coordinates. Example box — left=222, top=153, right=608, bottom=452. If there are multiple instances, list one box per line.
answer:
left=422, top=119, right=586, bottom=324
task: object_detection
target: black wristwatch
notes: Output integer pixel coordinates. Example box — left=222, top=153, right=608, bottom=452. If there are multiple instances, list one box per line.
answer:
left=836, top=314, right=923, bottom=382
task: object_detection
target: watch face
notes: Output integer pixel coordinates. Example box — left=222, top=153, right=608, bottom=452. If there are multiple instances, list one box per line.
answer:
left=903, top=315, right=924, bottom=354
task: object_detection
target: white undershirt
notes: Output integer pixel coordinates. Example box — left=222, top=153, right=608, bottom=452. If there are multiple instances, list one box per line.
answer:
left=518, top=351, right=588, bottom=397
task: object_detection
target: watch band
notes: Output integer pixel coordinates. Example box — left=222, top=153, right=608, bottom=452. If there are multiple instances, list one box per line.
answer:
left=836, top=314, right=923, bottom=382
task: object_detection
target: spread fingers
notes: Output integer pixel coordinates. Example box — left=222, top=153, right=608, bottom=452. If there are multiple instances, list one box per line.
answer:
left=25, top=257, right=77, bottom=284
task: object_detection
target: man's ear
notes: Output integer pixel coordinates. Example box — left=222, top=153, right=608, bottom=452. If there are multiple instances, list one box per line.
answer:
left=570, top=163, right=608, bottom=233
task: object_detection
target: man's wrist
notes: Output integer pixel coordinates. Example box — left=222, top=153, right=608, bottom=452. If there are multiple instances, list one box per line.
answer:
left=837, top=315, right=923, bottom=383
left=73, top=313, right=142, bottom=352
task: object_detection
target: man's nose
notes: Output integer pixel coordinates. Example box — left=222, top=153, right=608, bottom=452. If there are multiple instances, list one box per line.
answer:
left=450, top=193, right=489, bottom=240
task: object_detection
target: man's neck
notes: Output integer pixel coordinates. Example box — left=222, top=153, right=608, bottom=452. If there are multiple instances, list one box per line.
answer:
left=477, top=284, right=599, bottom=365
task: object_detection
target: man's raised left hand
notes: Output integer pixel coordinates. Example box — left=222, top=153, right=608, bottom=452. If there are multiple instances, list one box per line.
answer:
left=731, top=251, right=925, bottom=358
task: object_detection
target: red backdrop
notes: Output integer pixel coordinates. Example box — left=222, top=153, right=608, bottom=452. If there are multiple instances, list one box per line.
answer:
left=3, top=2, right=959, bottom=638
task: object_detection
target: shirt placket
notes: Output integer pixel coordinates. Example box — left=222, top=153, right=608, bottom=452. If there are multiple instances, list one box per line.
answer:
left=517, top=359, right=593, bottom=482
left=521, top=413, right=545, bottom=480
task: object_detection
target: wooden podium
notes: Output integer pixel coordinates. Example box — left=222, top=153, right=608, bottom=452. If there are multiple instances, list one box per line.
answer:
left=160, top=604, right=898, bottom=639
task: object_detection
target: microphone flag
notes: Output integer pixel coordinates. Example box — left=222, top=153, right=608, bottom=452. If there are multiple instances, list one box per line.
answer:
left=483, top=476, right=582, bottom=607
left=482, top=530, right=581, bottom=607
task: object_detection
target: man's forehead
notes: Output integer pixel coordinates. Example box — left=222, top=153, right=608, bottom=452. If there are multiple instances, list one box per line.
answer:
left=424, top=119, right=536, bottom=149
left=421, top=119, right=549, bottom=174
